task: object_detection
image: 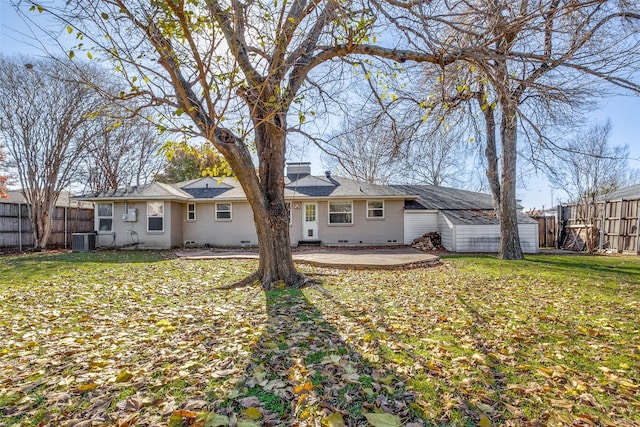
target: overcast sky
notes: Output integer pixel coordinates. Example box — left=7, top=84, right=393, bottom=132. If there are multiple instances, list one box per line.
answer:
left=2, top=1, right=639, bottom=209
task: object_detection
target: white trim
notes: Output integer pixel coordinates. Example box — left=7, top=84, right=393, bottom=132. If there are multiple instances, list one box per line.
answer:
left=147, top=201, right=165, bottom=232
left=328, top=200, right=353, bottom=225
left=302, top=202, right=319, bottom=239
left=215, top=202, right=232, bottom=221
left=366, top=200, right=385, bottom=219
left=187, top=203, right=196, bottom=221
left=96, top=202, right=114, bottom=233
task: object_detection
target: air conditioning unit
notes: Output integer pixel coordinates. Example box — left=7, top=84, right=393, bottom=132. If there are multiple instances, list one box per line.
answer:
left=72, top=233, right=96, bottom=252
left=122, top=208, right=137, bottom=222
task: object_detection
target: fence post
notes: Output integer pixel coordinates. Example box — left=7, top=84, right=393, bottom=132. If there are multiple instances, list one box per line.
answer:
left=64, top=206, right=68, bottom=249
left=636, top=202, right=640, bottom=255
left=18, top=202, right=22, bottom=251
left=599, top=203, right=605, bottom=252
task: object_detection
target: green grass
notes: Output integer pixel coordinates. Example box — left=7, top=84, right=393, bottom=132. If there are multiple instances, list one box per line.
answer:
left=0, top=250, right=638, bottom=426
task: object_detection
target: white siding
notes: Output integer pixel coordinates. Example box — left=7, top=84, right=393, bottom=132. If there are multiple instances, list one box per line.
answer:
left=438, top=212, right=455, bottom=251
left=403, top=211, right=439, bottom=244
left=450, top=223, right=539, bottom=253
left=455, top=225, right=501, bottom=252
left=518, top=224, right=539, bottom=254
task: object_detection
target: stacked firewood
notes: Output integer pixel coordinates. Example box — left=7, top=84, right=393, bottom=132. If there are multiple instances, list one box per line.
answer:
left=412, top=231, right=442, bottom=251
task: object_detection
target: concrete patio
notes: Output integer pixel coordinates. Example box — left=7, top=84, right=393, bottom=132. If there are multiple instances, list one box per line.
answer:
left=175, top=246, right=440, bottom=269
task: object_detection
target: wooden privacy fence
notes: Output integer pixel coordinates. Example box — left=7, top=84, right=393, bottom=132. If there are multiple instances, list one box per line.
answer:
left=560, top=198, right=640, bottom=254
left=0, top=202, right=94, bottom=249
left=529, top=214, right=558, bottom=248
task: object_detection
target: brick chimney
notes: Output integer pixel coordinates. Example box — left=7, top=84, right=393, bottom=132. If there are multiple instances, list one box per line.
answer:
left=286, top=162, right=311, bottom=179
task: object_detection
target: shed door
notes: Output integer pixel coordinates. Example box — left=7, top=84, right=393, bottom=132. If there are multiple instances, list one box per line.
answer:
left=302, top=203, right=319, bottom=240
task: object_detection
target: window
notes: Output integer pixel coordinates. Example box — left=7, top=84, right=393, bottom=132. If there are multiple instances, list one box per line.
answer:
left=329, top=201, right=352, bottom=224
left=367, top=200, right=384, bottom=218
left=96, top=203, right=113, bottom=232
left=305, top=204, right=316, bottom=222
left=187, top=203, right=196, bottom=221
left=147, top=202, right=164, bottom=231
left=216, top=203, right=232, bottom=221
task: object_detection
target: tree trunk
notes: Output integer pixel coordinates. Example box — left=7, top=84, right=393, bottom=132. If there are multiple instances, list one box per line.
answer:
left=479, top=92, right=524, bottom=260
left=498, top=102, right=524, bottom=260
left=24, top=190, right=53, bottom=249
left=212, top=115, right=305, bottom=290
left=32, top=202, right=51, bottom=249
left=478, top=92, right=501, bottom=213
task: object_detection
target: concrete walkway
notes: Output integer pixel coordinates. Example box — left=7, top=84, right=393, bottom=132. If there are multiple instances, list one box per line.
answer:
left=175, top=247, right=440, bottom=269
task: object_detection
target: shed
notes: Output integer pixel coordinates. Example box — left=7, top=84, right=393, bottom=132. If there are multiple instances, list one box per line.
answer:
left=393, top=185, right=539, bottom=253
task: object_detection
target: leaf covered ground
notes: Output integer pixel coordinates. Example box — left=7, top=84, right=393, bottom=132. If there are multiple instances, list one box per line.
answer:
left=0, top=251, right=638, bottom=426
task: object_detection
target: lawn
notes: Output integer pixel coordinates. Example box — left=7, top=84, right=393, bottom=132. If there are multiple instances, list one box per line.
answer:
left=0, top=251, right=638, bottom=426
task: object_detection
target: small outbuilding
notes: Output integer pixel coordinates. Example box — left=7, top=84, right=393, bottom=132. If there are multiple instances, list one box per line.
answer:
left=394, top=185, right=539, bottom=253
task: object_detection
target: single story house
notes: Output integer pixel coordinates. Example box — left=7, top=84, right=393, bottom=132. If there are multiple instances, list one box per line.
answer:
left=74, top=162, right=538, bottom=253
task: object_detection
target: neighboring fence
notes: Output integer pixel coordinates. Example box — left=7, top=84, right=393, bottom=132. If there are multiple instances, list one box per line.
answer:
left=0, top=202, right=94, bottom=249
left=560, top=198, right=640, bottom=254
left=529, top=213, right=559, bottom=248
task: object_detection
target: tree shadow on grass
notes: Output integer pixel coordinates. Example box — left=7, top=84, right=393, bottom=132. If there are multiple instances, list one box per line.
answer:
left=308, top=282, right=498, bottom=426
left=208, top=286, right=424, bottom=426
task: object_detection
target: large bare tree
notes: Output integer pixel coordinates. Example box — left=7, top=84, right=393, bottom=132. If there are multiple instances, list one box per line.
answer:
left=322, top=108, right=475, bottom=187
left=548, top=120, right=639, bottom=204
left=84, top=112, right=164, bottom=192
left=0, top=56, right=104, bottom=248
left=373, top=0, right=640, bottom=259
left=547, top=120, right=639, bottom=250
left=27, top=0, right=445, bottom=288
left=322, top=113, right=408, bottom=184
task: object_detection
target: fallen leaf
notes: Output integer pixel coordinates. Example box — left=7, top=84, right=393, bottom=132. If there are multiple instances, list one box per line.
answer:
left=115, top=370, right=133, bottom=383
left=76, top=383, right=98, bottom=392
left=204, top=413, right=229, bottom=427
left=243, top=407, right=262, bottom=420
left=324, top=412, right=345, bottom=427
left=619, top=379, right=638, bottom=390
left=549, top=398, right=573, bottom=410
left=363, top=413, right=402, bottom=427
left=476, top=402, right=494, bottom=414
left=479, top=414, right=492, bottom=427
left=211, top=369, right=236, bottom=378
left=503, top=402, right=522, bottom=416
left=294, top=381, right=314, bottom=394
left=237, top=396, right=261, bottom=408
left=117, top=413, right=138, bottom=427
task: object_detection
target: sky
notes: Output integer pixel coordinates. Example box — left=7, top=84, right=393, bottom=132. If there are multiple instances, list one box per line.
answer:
left=2, top=1, right=640, bottom=210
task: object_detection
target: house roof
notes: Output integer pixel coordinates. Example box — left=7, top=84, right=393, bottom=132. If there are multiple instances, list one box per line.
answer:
left=600, top=183, right=640, bottom=201
left=1, top=190, right=93, bottom=209
left=442, top=209, right=537, bottom=225
left=77, top=181, right=189, bottom=201
left=286, top=175, right=409, bottom=199
left=75, top=175, right=412, bottom=202
left=73, top=176, right=530, bottom=223
left=393, top=185, right=495, bottom=210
